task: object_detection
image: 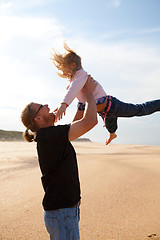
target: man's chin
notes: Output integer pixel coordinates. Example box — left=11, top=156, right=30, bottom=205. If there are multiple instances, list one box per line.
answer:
left=50, top=112, right=56, bottom=123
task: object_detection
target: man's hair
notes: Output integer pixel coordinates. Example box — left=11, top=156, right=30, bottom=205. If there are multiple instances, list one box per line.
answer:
left=21, top=102, right=39, bottom=142
left=51, top=42, right=82, bottom=77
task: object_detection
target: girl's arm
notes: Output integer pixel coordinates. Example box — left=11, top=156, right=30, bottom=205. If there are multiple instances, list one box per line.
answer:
left=62, top=70, right=88, bottom=106
left=55, top=70, right=88, bottom=122
left=54, top=102, right=68, bottom=122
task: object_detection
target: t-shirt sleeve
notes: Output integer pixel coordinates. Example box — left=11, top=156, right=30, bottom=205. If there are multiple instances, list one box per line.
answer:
left=36, top=125, right=70, bottom=145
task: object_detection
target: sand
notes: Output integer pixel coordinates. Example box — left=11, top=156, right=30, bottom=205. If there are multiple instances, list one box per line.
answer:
left=0, top=141, right=160, bottom=240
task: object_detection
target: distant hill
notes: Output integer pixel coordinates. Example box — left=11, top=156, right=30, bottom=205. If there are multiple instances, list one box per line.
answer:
left=72, top=138, right=91, bottom=142
left=0, top=129, right=91, bottom=142
left=0, top=129, right=24, bottom=141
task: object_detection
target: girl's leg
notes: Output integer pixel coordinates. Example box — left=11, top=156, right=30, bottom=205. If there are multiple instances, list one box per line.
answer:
left=100, top=98, right=160, bottom=145
left=106, top=132, right=117, bottom=145
left=113, top=98, right=160, bottom=117
left=104, top=116, right=118, bottom=145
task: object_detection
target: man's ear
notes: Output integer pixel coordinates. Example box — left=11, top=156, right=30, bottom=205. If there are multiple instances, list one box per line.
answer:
left=34, top=116, right=42, bottom=123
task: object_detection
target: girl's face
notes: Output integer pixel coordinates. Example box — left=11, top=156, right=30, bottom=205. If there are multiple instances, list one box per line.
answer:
left=60, top=62, right=76, bottom=78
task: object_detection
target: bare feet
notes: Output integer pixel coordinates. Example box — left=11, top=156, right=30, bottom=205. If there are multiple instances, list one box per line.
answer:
left=106, top=133, right=117, bottom=145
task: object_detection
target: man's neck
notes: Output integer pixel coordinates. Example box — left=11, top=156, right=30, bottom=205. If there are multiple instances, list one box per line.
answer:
left=38, top=121, right=55, bottom=129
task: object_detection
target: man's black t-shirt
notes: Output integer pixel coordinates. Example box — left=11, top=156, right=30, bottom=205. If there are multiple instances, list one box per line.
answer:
left=35, top=124, right=81, bottom=210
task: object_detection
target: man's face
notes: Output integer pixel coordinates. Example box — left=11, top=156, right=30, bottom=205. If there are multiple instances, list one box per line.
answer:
left=32, top=103, right=55, bottom=125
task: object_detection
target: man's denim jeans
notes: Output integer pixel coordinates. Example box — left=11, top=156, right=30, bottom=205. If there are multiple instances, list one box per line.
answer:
left=43, top=206, right=80, bottom=240
left=100, top=97, right=160, bottom=133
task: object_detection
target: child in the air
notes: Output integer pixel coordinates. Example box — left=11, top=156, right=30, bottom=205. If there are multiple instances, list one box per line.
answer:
left=51, top=43, right=160, bottom=145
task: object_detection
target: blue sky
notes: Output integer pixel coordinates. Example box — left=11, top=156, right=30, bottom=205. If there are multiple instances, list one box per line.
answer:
left=0, top=0, right=160, bottom=145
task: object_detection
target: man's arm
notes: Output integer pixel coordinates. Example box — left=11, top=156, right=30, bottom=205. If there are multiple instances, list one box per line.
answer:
left=68, top=77, right=97, bottom=141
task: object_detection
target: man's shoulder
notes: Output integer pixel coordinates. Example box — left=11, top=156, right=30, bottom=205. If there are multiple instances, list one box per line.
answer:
left=36, top=124, right=70, bottom=143
left=39, top=124, right=70, bottom=134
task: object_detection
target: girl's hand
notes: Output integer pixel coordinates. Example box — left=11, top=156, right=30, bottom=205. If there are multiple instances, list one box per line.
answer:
left=66, top=84, right=70, bottom=90
left=55, top=103, right=68, bottom=122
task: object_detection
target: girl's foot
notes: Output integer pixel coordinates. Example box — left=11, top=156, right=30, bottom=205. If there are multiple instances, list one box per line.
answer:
left=106, top=133, right=117, bottom=145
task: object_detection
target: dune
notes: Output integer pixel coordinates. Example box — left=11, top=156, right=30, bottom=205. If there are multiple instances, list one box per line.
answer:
left=0, top=141, right=160, bottom=240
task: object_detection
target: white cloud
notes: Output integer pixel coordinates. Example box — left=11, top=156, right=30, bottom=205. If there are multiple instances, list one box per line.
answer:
left=0, top=15, right=63, bottom=45
left=0, top=0, right=52, bottom=11
left=0, top=14, right=65, bottom=112
left=8, top=0, right=64, bottom=12
left=112, top=0, right=122, bottom=7
left=139, top=27, right=160, bottom=34
left=0, top=2, right=12, bottom=10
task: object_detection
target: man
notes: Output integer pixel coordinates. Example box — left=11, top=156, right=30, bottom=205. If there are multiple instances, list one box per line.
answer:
left=21, top=77, right=97, bottom=240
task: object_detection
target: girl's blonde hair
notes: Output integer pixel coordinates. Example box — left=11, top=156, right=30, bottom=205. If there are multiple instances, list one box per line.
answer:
left=51, top=42, right=82, bottom=78
left=21, top=102, right=39, bottom=142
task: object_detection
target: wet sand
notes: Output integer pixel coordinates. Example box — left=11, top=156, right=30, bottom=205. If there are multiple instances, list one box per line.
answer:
left=0, top=141, right=160, bottom=240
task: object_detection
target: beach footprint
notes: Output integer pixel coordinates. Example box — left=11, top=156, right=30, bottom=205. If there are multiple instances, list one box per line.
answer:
left=147, top=233, right=160, bottom=239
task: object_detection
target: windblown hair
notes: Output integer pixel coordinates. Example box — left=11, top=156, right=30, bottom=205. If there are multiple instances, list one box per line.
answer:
left=51, top=42, right=82, bottom=78
left=21, top=102, right=39, bottom=142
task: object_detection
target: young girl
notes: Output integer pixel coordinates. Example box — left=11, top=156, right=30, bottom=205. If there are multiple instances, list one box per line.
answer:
left=51, top=43, right=160, bottom=145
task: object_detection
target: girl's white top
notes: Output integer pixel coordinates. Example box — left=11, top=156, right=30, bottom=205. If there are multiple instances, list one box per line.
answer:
left=62, top=69, right=106, bottom=105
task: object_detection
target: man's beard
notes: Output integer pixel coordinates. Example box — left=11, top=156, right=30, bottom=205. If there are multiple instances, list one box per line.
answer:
left=49, top=112, right=56, bottom=124
left=42, top=112, right=55, bottom=126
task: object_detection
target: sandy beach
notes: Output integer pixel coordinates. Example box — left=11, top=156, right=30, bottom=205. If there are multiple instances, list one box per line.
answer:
left=0, top=141, right=160, bottom=240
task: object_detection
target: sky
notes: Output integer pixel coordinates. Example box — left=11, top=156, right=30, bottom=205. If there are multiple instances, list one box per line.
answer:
left=0, top=0, right=160, bottom=145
